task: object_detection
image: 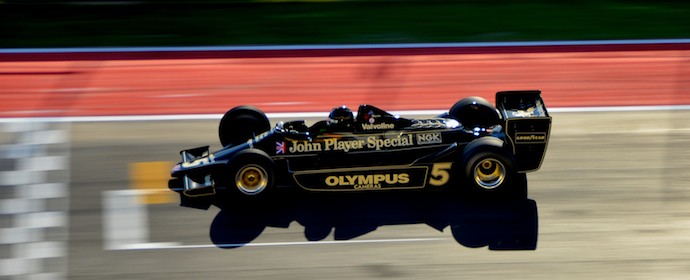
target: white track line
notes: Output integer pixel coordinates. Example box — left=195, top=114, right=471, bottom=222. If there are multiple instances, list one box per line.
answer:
left=1, top=39, right=690, bottom=53
left=1, top=105, right=690, bottom=123
left=101, top=190, right=444, bottom=251
left=114, top=238, right=446, bottom=251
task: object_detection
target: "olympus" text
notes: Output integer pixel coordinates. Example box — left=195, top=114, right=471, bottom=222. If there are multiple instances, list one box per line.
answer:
left=325, top=173, right=410, bottom=189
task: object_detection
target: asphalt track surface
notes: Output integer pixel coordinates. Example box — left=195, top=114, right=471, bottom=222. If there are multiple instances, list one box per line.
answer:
left=65, top=111, right=690, bottom=279
left=2, top=42, right=690, bottom=279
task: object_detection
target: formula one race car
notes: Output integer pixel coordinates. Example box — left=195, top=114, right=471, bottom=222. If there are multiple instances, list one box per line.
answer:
left=169, top=90, right=551, bottom=209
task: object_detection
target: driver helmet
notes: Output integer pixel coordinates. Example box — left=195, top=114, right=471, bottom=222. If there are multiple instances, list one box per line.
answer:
left=328, top=105, right=354, bottom=129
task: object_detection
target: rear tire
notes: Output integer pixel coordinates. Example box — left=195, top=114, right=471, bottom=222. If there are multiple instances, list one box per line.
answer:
left=461, top=137, right=521, bottom=199
left=449, top=96, right=500, bottom=129
left=219, top=106, right=270, bottom=147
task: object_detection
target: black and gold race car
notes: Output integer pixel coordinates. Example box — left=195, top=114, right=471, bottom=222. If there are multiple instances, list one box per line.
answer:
left=169, top=90, right=551, bottom=209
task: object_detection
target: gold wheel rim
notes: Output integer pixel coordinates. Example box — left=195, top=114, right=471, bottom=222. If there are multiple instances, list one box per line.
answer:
left=473, top=158, right=506, bottom=190
left=235, top=165, right=268, bottom=195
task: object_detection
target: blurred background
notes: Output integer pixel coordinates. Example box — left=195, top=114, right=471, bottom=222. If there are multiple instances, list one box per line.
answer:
left=2, top=0, right=690, bottom=47
left=1, top=0, right=690, bottom=279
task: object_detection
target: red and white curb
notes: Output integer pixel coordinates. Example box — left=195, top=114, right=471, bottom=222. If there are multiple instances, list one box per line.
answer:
left=0, top=122, right=69, bottom=279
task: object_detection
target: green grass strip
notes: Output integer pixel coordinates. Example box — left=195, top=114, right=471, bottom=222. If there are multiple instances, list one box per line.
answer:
left=1, top=0, right=689, bottom=47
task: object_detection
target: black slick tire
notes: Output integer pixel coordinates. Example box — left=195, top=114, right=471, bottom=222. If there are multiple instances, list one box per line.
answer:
left=460, top=137, right=522, bottom=199
left=224, top=149, right=275, bottom=199
left=449, top=96, right=500, bottom=128
left=219, top=106, right=270, bottom=147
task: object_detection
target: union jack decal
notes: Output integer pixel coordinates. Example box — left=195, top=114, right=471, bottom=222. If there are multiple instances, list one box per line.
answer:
left=276, top=141, right=286, bottom=154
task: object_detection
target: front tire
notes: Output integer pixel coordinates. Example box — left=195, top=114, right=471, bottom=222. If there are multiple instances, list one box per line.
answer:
left=225, top=149, right=275, bottom=198
left=219, top=106, right=271, bottom=147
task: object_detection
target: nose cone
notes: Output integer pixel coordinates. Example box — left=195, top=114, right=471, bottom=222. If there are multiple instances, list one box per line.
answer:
left=171, top=163, right=181, bottom=175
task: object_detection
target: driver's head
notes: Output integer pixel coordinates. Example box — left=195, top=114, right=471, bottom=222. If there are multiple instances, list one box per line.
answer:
left=328, top=105, right=354, bottom=129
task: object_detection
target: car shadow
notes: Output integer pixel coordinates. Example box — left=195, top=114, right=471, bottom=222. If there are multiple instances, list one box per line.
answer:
left=208, top=189, right=538, bottom=250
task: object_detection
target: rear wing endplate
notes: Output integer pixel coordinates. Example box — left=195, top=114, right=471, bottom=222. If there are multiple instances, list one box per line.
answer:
left=495, top=90, right=551, bottom=172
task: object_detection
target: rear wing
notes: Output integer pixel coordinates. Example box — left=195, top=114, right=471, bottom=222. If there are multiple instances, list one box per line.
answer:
left=495, top=90, right=551, bottom=172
